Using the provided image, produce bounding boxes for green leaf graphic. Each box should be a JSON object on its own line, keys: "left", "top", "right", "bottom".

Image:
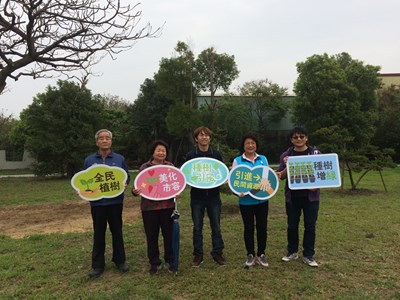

{"left": 146, "top": 177, "right": 159, "bottom": 184}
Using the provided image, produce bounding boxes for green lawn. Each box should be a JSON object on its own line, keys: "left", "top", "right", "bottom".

{"left": 0, "top": 168, "right": 399, "bottom": 299}
{"left": 0, "top": 168, "right": 33, "bottom": 176}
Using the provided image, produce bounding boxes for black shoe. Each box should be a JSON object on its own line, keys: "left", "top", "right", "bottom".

{"left": 116, "top": 263, "right": 130, "bottom": 273}
{"left": 213, "top": 253, "right": 226, "bottom": 266}
{"left": 88, "top": 268, "right": 104, "bottom": 278}
{"left": 191, "top": 255, "right": 203, "bottom": 267}
{"left": 149, "top": 264, "right": 162, "bottom": 275}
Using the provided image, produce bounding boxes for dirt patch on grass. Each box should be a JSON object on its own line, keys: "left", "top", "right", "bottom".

{"left": 0, "top": 198, "right": 141, "bottom": 239}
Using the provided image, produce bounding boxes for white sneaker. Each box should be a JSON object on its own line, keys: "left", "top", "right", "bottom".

{"left": 256, "top": 254, "right": 269, "bottom": 267}
{"left": 282, "top": 252, "right": 299, "bottom": 262}
{"left": 302, "top": 256, "right": 318, "bottom": 267}
{"left": 244, "top": 254, "right": 255, "bottom": 267}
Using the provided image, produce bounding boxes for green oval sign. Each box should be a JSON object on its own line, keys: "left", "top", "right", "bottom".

{"left": 71, "top": 165, "right": 128, "bottom": 201}
{"left": 180, "top": 157, "right": 229, "bottom": 189}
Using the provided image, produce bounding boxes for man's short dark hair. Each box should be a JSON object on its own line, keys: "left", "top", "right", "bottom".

{"left": 290, "top": 127, "right": 308, "bottom": 138}
{"left": 193, "top": 126, "right": 212, "bottom": 139}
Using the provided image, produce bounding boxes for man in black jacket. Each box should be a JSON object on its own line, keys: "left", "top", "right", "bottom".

{"left": 278, "top": 127, "right": 321, "bottom": 267}
{"left": 185, "top": 126, "right": 225, "bottom": 267}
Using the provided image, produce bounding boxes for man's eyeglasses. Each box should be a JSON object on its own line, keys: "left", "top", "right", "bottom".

{"left": 292, "top": 135, "right": 305, "bottom": 140}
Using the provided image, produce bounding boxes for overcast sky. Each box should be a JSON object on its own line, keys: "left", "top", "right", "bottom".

{"left": 1, "top": 0, "right": 400, "bottom": 117}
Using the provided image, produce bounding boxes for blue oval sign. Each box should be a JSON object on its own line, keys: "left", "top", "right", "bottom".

{"left": 228, "top": 165, "right": 279, "bottom": 200}
{"left": 180, "top": 157, "right": 229, "bottom": 189}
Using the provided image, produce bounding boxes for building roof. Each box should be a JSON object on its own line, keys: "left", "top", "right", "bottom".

{"left": 379, "top": 73, "right": 400, "bottom": 87}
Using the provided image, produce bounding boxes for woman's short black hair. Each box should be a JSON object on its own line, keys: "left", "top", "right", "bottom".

{"left": 240, "top": 132, "right": 259, "bottom": 152}
{"left": 150, "top": 139, "right": 169, "bottom": 157}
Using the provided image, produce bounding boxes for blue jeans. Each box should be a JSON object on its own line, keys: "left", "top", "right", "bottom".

{"left": 191, "top": 196, "right": 224, "bottom": 257}
{"left": 285, "top": 197, "right": 319, "bottom": 258}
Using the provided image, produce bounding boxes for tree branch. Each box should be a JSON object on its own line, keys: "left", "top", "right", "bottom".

{"left": 0, "top": 0, "right": 163, "bottom": 94}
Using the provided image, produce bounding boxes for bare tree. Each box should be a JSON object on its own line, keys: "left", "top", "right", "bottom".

{"left": 0, "top": 0, "right": 162, "bottom": 94}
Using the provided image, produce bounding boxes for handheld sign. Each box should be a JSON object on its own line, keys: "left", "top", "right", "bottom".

{"left": 134, "top": 165, "right": 186, "bottom": 201}
{"left": 287, "top": 153, "right": 341, "bottom": 190}
{"left": 71, "top": 165, "right": 128, "bottom": 201}
{"left": 228, "top": 165, "right": 279, "bottom": 200}
{"left": 180, "top": 157, "right": 229, "bottom": 189}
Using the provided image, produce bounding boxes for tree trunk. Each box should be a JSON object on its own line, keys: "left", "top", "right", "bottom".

{"left": 379, "top": 170, "right": 388, "bottom": 192}
{"left": 345, "top": 160, "right": 356, "bottom": 190}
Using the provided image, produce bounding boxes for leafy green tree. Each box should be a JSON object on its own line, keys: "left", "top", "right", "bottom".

{"left": 293, "top": 52, "right": 394, "bottom": 190}
{"left": 0, "top": 111, "right": 13, "bottom": 147}
{"left": 154, "top": 41, "right": 196, "bottom": 106}
{"left": 373, "top": 85, "right": 400, "bottom": 162}
{"left": 0, "top": 111, "right": 22, "bottom": 160}
{"left": 211, "top": 99, "right": 249, "bottom": 166}
{"left": 130, "top": 42, "right": 240, "bottom": 165}
{"left": 165, "top": 102, "right": 201, "bottom": 164}
{"left": 0, "top": 111, "right": 13, "bottom": 145}
{"left": 294, "top": 52, "right": 381, "bottom": 148}
{"left": 215, "top": 97, "right": 251, "bottom": 148}
{"left": 194, "top": 47, "right": 239, "bottom": 111}
{"left": 130, "top": 79, "right": 173, "bottom": 140}
{"left": 97, "top": 94, "right": 130, "bottom": 110}
{"left": 152, "top": 43, "right": 241, "bottom": 164}
{"left": 314, "top": 126, "right": 396, "bottom": 190}
{"left": 7, "top": 119, "right": 27, "bottom": 161}
{"left": 238, "top": 79, "right": 287, "bottom": 134}
{"left": 350, "top": 145, "right": 396, "bottom": 192}
{"left": 124, "top": 79, "right": 174, "bottom": 163}
{"left": 20, "top": 80, "right": 105, "bottom": 178}
{"left": 93, "top": 94, "right": 130, "bottom": 155}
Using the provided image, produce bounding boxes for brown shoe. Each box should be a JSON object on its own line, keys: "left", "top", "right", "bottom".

{"left": 191, "top": 255, "right": 203, "bottom": 267}
{"left": 213, "top": 253, "right": 226, "bottom": 266}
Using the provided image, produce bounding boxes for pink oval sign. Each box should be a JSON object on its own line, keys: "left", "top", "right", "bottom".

{"left": 134, "top": 165, "right": 186, "bottom": 201}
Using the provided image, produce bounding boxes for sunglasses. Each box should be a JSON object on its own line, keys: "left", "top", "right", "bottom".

{"left": 292, "top": 135, "right": 306, "bottom": 140}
